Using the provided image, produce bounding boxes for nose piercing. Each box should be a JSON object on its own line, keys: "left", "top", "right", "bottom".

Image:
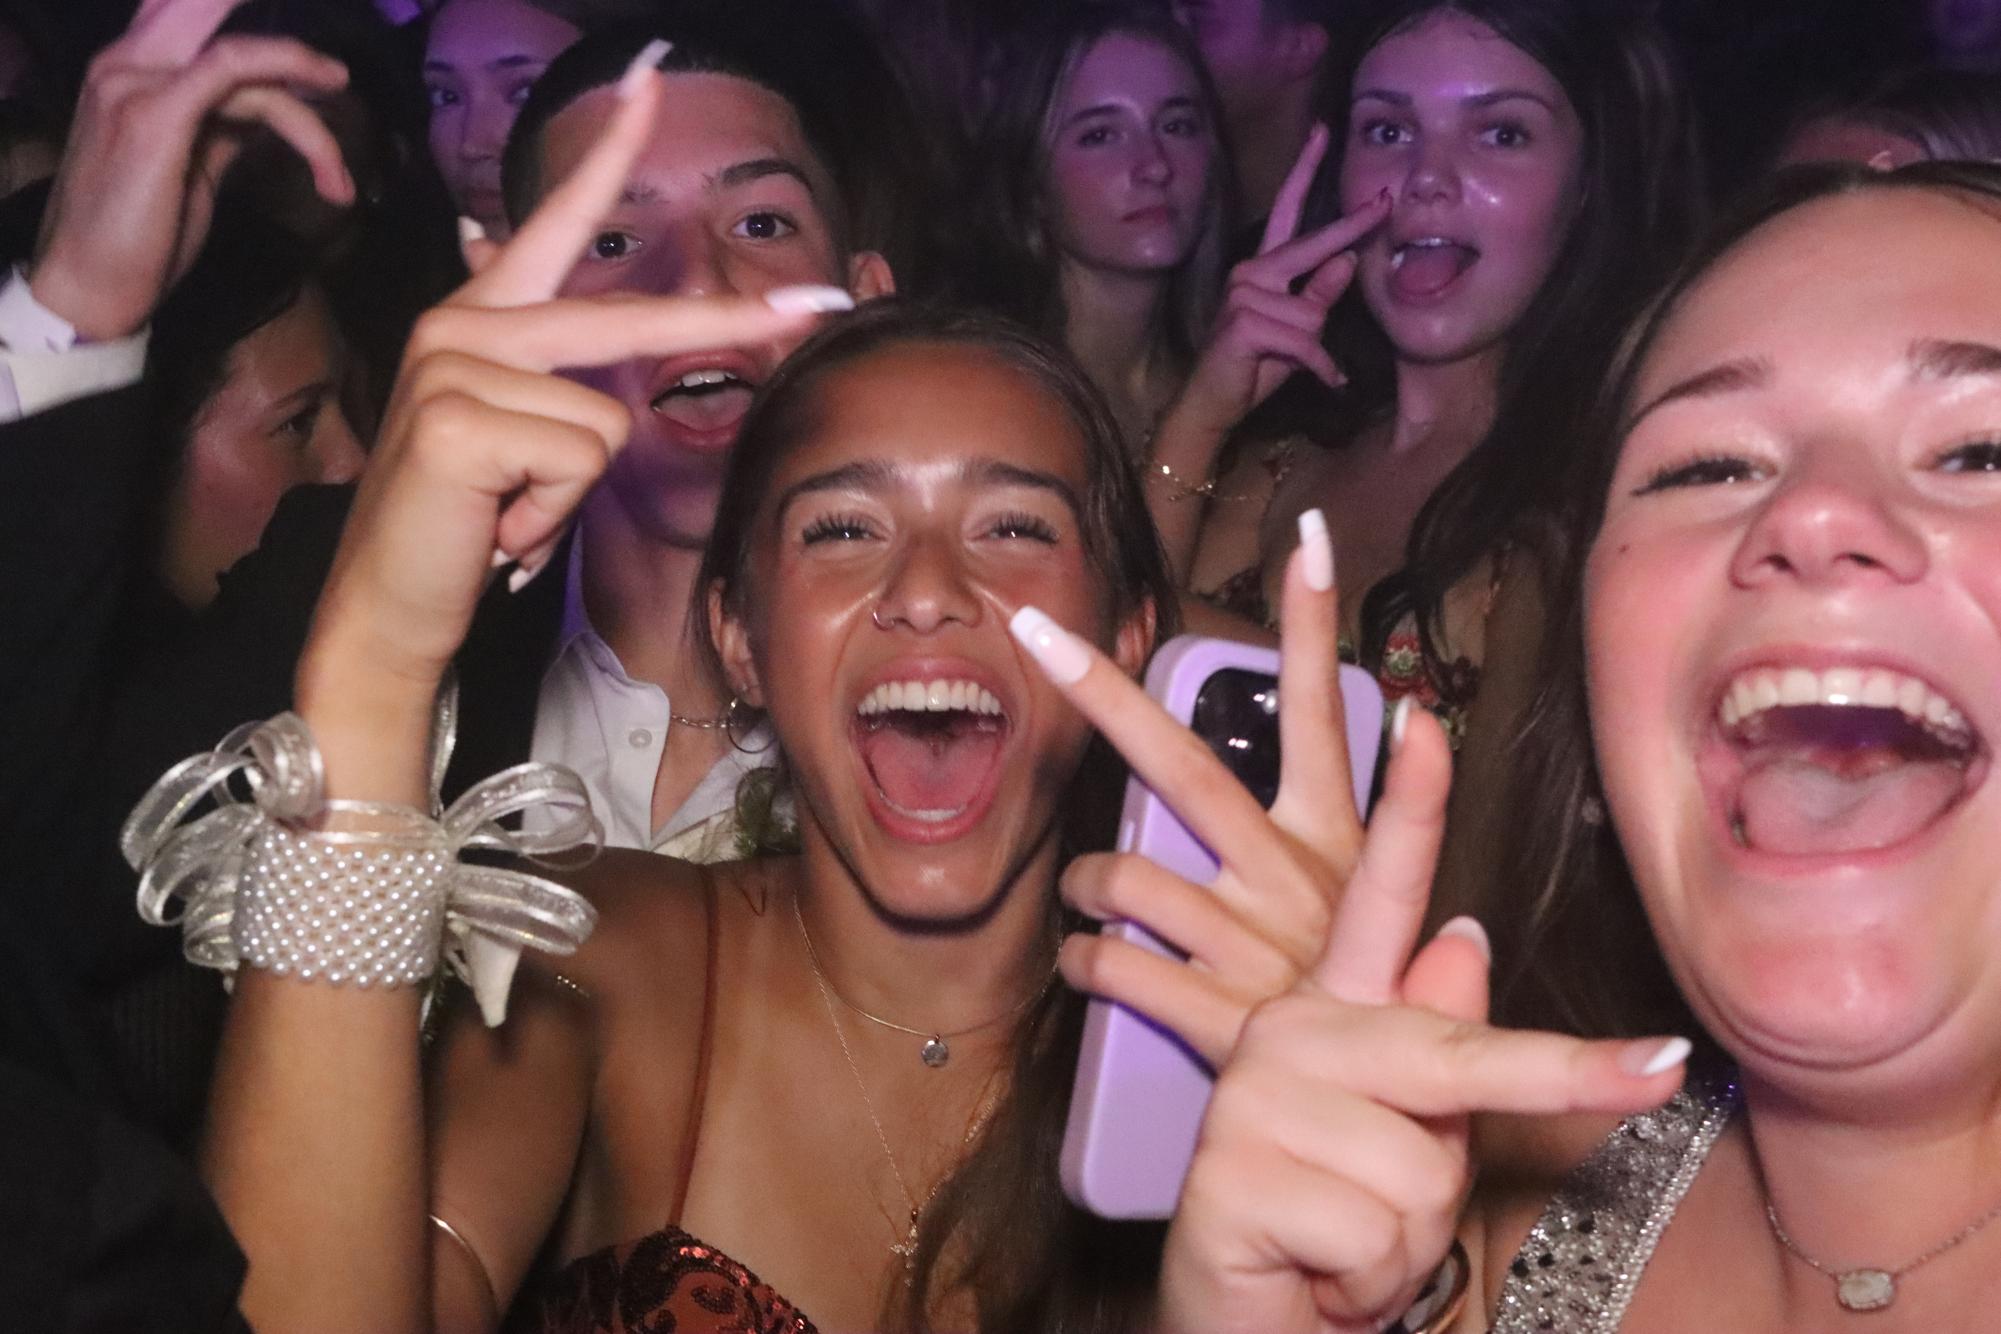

{"left": 871, "top": 605, "right": 892, "bottom": 630}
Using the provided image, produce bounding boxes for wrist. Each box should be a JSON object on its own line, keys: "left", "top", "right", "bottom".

{"left": 295, "top": 635, "right": 443, "bottom": 808}
{"left": 25, "top": 254, "right": 147, "bottom": 342}
{"left": 1151, "top": 397, "right": 1234, "bottom": 466}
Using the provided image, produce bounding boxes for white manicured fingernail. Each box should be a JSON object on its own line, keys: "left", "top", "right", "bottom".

{"left": 1622, "top": 1036, "right": 1693, "bottom": 1078}
{"left": 457, "top": 215, "right": 486, "bottom": 247}
{"left": 1010, "top": 606, "right": 1091, "bottom": 685}
{"left": 508, "top": 552, "right": 551, "bottom": 594}
{"left": 616, "top": 38, "right": 673, "bottom": 100}
{"left": 1297, "top": 507, "right": 1333, "bottom": 591}
{"left": 1390, "top": 696, "right": 1413, "bottom": 750}
{"left": 1436, "top": 916, "right": 1490, "bottom": 964}
{"left": 764, "top": 284, "right": 855, "bottom": 315}
{"left": 489, "top": 546, "right": 511, "bottom": 569}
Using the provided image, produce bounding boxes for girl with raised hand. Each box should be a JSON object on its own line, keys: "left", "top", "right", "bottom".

{"left": 158, "top": 39, "right": 1205, "bottom": 1332}
{"left": 1054, "top": 159, "right": 2001, "bottom": 1331}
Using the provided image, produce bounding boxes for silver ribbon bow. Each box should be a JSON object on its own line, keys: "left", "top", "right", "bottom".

{"left": 121, "top": 694, "right": 602, "bottom": 1026}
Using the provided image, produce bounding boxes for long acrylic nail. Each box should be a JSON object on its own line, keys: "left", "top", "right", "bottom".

{"left": 457, "top": 215, "right": 486, "bottom": 247}
{"left": 616, "top": 38, "right": 673, "bottom": 101}
{"left": 489, "top": 546, "right": 511, "bottom": 570}
{"left": 764, "top": 284, "right": 856, "bottom": 315}
{"left": 1297, "top": 507, "right": 1334, "bottom": 592}
{"left": 1390, "top": 696, "right": 1414, "bottom": 751}
{"left": 1620, "top": 1036, "right": 1693, "bottom": 1078}
{"left": 1010, "top": 606, "right": 1091, "bottom": 685}
{"left": 1435, "top": 916, "right": 1491, "bottom": 964}
{"left": 508, "top": 550, "right": 553, "bottom": 594}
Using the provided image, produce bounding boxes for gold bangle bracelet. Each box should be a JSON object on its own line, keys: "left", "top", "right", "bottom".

{"left": 1146, "top": 460, "right": 1251, "bottom": 504}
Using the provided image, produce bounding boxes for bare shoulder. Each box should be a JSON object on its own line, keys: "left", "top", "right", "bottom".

{"left": 522, "top": 848, "right": 718, "bottom": 1002}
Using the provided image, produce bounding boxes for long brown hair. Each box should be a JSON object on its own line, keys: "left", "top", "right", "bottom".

{"left": 693, "top": 303, "right": 1179, "bottom": 1331}
{"left": 1475, "top": 161, "right": 2001, "bottom": 1039}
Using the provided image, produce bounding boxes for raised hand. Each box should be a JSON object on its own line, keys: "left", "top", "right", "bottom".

{"left": 29, "top": 0, "right": 355, "bottom": 341}
{"left": 1019, "top": 509, "right": 1401, "bottom": 1060}
{"left": 1163, "top": 124, "right": 1388, "bottom": 444}
{"left": 296, "top": 49, "right": 848, "bottom": 801}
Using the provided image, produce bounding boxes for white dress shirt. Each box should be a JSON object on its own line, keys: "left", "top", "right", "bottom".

{"left": 528, "top": 539, "right": 784, "bottom": 859}
{"left": 0, "top": 267, "right": 149, "bottom": 420}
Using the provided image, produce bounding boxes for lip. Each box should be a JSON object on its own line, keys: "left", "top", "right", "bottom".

{"left": 1692, "top": 644, "right": 1990, "bottom": 874}
{"left": 644, "top": 349, "right": 764, "bottom": 454}
{"left": 849, "top": 654, "right": 1016, "bottom": 845}
{"left": 1122, "top": 204, "right": 1177, "bottom": 226}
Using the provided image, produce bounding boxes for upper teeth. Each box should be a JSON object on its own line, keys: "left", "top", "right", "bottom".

{"left": 1390, "top": 237, "right": 1454, "bottom": 269}
{"left": 857, "top": 679, "right": 1004, "bottom": 717}
{"left": 1718, "top": 666, "right": 1969, "bottom": 736}
{"left": 676, "top": 368, "right": 741, "bottom": 390}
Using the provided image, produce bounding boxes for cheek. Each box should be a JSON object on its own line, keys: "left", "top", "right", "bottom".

{"left": 176, "top": 425, "right": 293, "bottom": 545}
{"left": 1047, "top": 154, "right": 1118, "bottom": 234}
{"left": 1470, "top": 159, "right": 1580, "bottom": 276}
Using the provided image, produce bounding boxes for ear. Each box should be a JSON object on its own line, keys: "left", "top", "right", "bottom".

{"left": 1278, "top": 21, "right": 1330, "bottom": 83}
{"left": 1111, "top": 597, "right": 1158, "bottom": 680}
{"left": 708, "top": 580, "right": 766, "bottom": 708}
{"left": 847, "top": 250, "right": 896, "bottom": 301}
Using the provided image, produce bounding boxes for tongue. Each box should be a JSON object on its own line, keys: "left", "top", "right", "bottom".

{"left": 653, "top": 384, "right": 753, "bottom": 432}
{"left": 860, "top": 716, "right": 1002, "bottom": 818}
{"left": 1391, "top": 244, "right": 1476, "bottom": 300}
{"left": 1737, "top": 750, "right": 1967, "bottom": 856}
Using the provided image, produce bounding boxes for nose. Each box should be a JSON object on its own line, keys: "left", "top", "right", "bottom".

{"left": 1402, "top": 134, "right": 1460, "bottom": 206}
{"left": 1134, "top": 132, "right": 1173, "bottom": 187}
{"left": 872, "top": 531, "right": 981, "bottom": 634}
{"left": 315, "top": 401, "right": 367, "bottom": 486}
{"left": 460, "top": 89, "right": 512, "bottom": 165}
{"left": 643, "top": 220, "right": 736, "bottom": 298}
{"left": 1729, "top": 453, "right": 1928, "bottom": 590}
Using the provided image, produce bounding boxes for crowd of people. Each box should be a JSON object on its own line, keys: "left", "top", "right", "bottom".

{"left": 6, "top": 0, "right": 2001, "bottom": 1329}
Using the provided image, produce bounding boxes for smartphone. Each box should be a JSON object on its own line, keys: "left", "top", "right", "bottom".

{"left": 1060, "top": 634, "right": 1386, "bottom": 1219}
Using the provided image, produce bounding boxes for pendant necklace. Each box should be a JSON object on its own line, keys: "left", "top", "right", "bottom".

{"left": 1765, "top": 1191, "right": 2001, "bottom": 1312}
{"left": 798, "top": 904, "right": 999, "bottom": 1277}
{"left": 791, "top": 893, "right": 1052, "bottom": 1068}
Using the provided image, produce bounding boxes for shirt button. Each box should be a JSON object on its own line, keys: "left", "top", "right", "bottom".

{"left": 628, "top": 728, "right": 653, "bottom": 748}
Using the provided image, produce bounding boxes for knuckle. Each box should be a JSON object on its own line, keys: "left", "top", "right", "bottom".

{"left": 405, "top": 308, "right": 465, "bottom": 361}
{"left": 412, "top": 388, "right": 481, "bottom": 451}
{"left": 1095, "top": 856, "right": 1153, "bottom": 916}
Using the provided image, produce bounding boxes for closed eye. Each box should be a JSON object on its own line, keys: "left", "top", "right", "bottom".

{"left": 801, "top": 513, "right": 879, "bottom": 544}
{"left": 983, "top": 511, "right": 1060, "bottom": 543}
{"left": 1633, "top": 453, "right": 1768, "bottom": 495}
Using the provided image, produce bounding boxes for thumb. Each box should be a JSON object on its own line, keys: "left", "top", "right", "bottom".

{"left": 1399, "top": 917, "right": 1490, "bottom": 1024}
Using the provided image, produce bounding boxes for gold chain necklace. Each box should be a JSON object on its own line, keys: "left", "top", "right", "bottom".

{"left": 794, "top": 897, "right": 998, "bottom": 1279}
{"left": 1765, "top": 1191, "right": 2001, "bottom": 1312}
{"left": 790, "top": 893, "right": 1051, "bottom": 1068}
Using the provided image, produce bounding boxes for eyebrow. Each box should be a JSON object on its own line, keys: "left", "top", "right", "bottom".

{"left": 774, "top": 457, "right": 1084, "bottom": 518}
{"left": 1063, "top": 95, "right": 1201, "bottom": 128}
{"left": 422, "top": 55, "right": 547, "bottom": 73}
{"left": 1351, "top": 87, "right": 1559, "bottom": 113}
{"left": 1623, "top": 357, "right": 1772, "bottom": 432}
{"left": 1908, "top": 338, "right": 2001, "bottom": 380}
{"left": 621, "top": 156, "right": 818, "bottom": 207}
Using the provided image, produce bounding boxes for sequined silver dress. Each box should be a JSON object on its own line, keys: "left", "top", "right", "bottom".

{"left": 1490, "top": 1070, "right": 1739, "bottom": 1333}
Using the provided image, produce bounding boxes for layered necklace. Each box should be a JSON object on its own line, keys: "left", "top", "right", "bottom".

{"left": 791, "top": 894, "right": 1052, "bottom": 1068}
{"left": 793, "top": 896, "right": 1008, "bottom": 1276}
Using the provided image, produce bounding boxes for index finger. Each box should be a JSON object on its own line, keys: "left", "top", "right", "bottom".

{"left": 464, "top": 40, "right": 672, "bottom": 308}
{"left": 1259, "top": 121, "right": 1329, "bottom": 255}
{"left": 1268, "top": 509, "right": 1363, "bottom": 862}
{"left": 126, "top": 0, "right": 248, "bottom": 65}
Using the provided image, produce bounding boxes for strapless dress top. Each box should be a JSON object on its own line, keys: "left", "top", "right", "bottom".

{"left": 509, "top": 1224, "right": 815, "bottom": 1334}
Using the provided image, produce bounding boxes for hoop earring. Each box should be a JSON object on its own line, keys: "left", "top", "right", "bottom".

{"left": 871, "top": 605, "right": 892, "bottom": 631}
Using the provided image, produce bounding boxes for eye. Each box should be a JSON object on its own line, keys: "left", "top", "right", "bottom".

{"left": 984, "top": 511, "right": 1060, "bottom": 543}
{"left": 800, "top": 513, "right": 879, "bottom": 544}
{"left": 1357, "top": 118, "right": 1410, "bottom": 148}
{"left": 506, "top": 78, "right": 538, "bottom": 107}
{"left": 1632, "top": 452, "right": 1768, "bottom": 495}
{"left": 1076, "top": 125, "right": 1116, "bottom": 149}
{"left": 733, "top": 211, "right": 797, "bottom": 241}
{"left": 273, "top": 400, "right": 324, "bottom": 444}
{"left": 425, "top": 85, "right": 459, "bottom": 110}
{"left": 1161, "top": 113, "right": 1206, "bottom": 139}
{"left": 1481, "top": 120, "right": 1532, "bottom": 149}
{"left": 589, "top": 230, "right": 641, "bottom": 260}
{"left": 1934, "top": 438, "right": 2001, "bottom": 473}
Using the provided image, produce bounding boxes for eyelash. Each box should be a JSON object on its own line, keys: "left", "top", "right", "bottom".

{"left": 590, "top": 229, "right": 641, "bottom": 261}
{"left": 986, "top": 511, "right": 1059, "bottom": 542}
{"left": 734, "top": 210, "right": 798, "bottom": 241}
{"left": 800, "top": 513, "right": 877, "bottom": 544}
{"left": 1934, "top": 438, "right": 2001, "bottom": 473}
{"left": 1632, "top": 453, "right": 1765, "bottom": 495}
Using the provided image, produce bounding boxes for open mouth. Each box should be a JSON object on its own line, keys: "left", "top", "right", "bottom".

{"left": 1712, "top": 665, "right": 1983, "bottom": 858}
{"left": 1388, "top": 236, "right": 1480, "bottom": 301}
{"left": 649, "top": 364, "right": 756, "bottom": 437}
{"left": 853, "top": 677, "right": 1010, "bottom": 838}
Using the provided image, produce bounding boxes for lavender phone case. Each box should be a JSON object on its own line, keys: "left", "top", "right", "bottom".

{"left": 1060, "top": 635, "right": 1385, "bottom": 1219}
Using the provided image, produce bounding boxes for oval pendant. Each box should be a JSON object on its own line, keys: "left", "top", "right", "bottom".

{"left": 920, "top": 1036, "right": 950, "bottom": 1068}
{"left": 1836, "top": 1269, "right": 1895, "bottom": 1312}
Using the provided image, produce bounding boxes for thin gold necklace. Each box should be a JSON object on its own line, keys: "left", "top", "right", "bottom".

{"left": 794, "top": 897, "right": 999, "bottom": 1278}
{"left": 790, "top": 893, "right": 1052, "bottom": 1068}
{"left": 1765, "top": 1190, "right": 2001, "bottom": 1312}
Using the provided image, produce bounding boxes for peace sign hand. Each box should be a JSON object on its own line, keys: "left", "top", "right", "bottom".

{"left": 296, "top": 48, "right": 851, "bottom": 796}
{"left": 1015, "top": 509, "right": 1395, "bottom": 1057}
{"left": 1161, "top": 124, "right": 1388, "bottom": 447}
